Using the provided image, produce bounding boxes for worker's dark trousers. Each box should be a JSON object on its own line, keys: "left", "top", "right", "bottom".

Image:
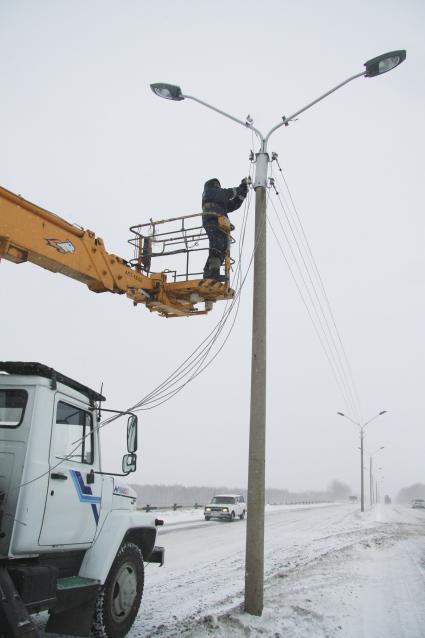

{"left": 203, "top": 223, "right": 228, "bottom": 275}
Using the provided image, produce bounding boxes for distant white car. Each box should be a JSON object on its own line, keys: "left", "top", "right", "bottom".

{"left": 411, "top": 498, "right": 425, "bottom": 509}
{"left": 204, "top": 494, "right": 246, "bottom": 522}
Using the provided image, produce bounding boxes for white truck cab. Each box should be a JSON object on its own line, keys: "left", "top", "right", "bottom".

{"left": 204, "top": 494, "right": 246, "bottom": 522}
{"left": 0, "top": 362, "right": 164, "bottom": 638}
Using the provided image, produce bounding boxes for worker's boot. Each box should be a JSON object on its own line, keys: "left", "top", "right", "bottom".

{"left": 207, "top": 257, "right": 227, "bottom": 283}
{"left": 203, "top": 255, "right": 214, "bottom": 279}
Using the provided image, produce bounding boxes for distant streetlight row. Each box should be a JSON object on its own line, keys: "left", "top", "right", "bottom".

{"left": 337, "top": 411, "right": 387, "bottom": 511}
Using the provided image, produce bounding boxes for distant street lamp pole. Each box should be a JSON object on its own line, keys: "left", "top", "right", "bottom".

{"left": 151, "top": 49, "right": 405, "bottom": 617}
{"left": 368, "top": 446, "right": 384, "bottom": 506}
{"left": 376, "top": 467, "right": 383, "bottom": 503}
{"left": 337, "top": 411, "right": 387, "bottom": 511}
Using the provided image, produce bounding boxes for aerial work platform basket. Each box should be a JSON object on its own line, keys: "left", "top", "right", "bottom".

{"left": 0, "top": 184, "right": 235, "bottom": 318}
{"left": 128, "top": 212, "right": 235, "bottom": 317}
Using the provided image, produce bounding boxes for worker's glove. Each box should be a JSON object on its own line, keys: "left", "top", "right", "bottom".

{"left": 239, "top": 177, "right": 249, "bottom": 197}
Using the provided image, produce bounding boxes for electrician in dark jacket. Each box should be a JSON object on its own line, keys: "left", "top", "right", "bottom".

{"left": 202, "top": 177, "right": 248, "bottom": 281}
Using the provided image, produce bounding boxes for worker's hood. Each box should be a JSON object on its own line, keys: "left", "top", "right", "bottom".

{"left": 204, "top": 178, "right": 221, "bottom": 189}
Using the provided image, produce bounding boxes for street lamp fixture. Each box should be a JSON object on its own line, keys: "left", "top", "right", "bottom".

{"left": 150, "top": 82, "right": 184, "bottom": 101}
{"left": 152, "top": 48, "right": 405, "bottom": 618}
{"left": 364, "top": 50, "right": 406, "bottom": 77}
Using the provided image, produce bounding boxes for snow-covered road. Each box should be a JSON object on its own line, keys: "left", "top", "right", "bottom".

{"left": 33, "top": 503, "right": 425, "bottom": 637}
{"left": 136, "top": 503, "right": 425, "bottom": 637}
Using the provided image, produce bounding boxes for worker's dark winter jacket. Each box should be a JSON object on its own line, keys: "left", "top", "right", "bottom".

{"left": 202, "top": 179, "right": 246, "bottom": 227}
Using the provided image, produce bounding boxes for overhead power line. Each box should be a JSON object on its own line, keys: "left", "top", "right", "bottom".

{"left": 268, "top": 158, "right": 363, "bottom": 421}
{"left": 267, "top": 200, "right": 355, "bottom": 414}
{"left": 273, "top": 157, "right": 363, "bottom": 421}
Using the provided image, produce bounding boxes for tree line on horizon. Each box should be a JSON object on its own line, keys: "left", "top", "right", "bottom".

{"left": 130, "top": 479, "right": 352, "bottom": 507}
{"left": 396, "top": 483, "right": 425, "bottom": 503}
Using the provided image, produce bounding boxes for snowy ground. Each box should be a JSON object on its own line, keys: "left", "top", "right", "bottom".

{"left": 34, "top": 503, "right": 425, "bottom": 637}
{"left": 139, "top": 503, "right": 425, "bottom": 637}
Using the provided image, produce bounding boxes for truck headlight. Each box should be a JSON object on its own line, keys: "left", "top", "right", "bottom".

{"left": 205, "top": 507, "right": 211, "bottom": 511}
{"left": 222, "top": 508, "right": 229, "bottom": 512}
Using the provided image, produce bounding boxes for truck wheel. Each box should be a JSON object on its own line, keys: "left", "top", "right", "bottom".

{"left": 229, "top": 511, "right": 235, "bottom": 522}
{"left": 92, "top": 542, "right": 144, "bottom": 638}
{"left": 239, "top": 510, "right": 245, "bottom": 520}
{"left": 205, "top": 516, "right": 211, "bottom": 521}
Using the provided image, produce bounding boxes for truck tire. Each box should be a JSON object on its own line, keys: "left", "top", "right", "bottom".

{"left": 92, "top": 542, "right": 144, "bottom": 638}
{"left": 229, "top": 511, "right": 235, "bottom": 522}
{"left": 204, "top": 516, "right": 211, "bottom": 521}
{"left": 239, "top": 510, "right": 245, "bottom": 520}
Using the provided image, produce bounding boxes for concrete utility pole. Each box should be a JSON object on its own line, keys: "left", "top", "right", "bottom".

{"left": 376, "top": 467, "right": 383, "bottom": 504}
{"left": 151, "top": 49, "right": 405, "bottom": 617}
{"left": 360, "top": 429, "right": 364, "bottom": 512}
{"left": 245, "top": 163, "right": 268, "bottom": 614}
{"left": 369, "top": 455, "right": 373, "bottom": 505}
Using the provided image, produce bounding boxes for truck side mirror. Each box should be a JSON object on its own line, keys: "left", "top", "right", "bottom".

{"left": 122, "top": 452, "right": 137, "bottom": 474}
{"left": 127, "top": 415, "right": 138, "bottom": 453}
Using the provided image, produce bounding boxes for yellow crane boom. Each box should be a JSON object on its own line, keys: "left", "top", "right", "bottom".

{"left": 0, "top": 185, "right": 233, "bottom": 317}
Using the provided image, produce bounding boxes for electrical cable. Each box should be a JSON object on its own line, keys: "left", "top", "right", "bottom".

{"left": 86, "top": 167, "right": 256, "bottom": 428}
{"left": 269, "top": 187, "right": 358, "bottom": 417}
{"left": 266, "top": 197, "right": 354, "bottom": 411}
{"left": 274, "top": 158, "right": 363, "bottom": 421}
{"left": 126, "top": 184, "right": 256, "bottom": 411}
{"left": 129, "top": 175, "right": 253, "bottom": 408}
{"left": 269, "top": 160, "right": 362, "bottom": 420}
{"left": 269, "top": 164, "right": 355, "bottom": 413}
{"left": 135, "top": 183, "right": 263, "bottom": 411}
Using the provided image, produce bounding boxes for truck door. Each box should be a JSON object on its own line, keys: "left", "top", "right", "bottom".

{"left": 39, "top": 396, "right": 102, "bottom": 546}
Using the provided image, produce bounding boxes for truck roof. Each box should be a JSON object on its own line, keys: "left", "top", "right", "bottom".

{"left": 0, "top": 361, "right": 105, "bottom": 403}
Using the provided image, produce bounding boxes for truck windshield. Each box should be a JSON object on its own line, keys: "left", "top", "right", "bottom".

{"left": 211, "top": 496, "right": 235, "bottom": 504}
{"left": 0, "top": 389, "right": 27, "bottom": 428}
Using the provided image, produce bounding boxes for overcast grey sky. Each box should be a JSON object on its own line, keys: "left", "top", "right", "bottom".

{"left": 0, "top": 0, "right": 423, "bottom": 498}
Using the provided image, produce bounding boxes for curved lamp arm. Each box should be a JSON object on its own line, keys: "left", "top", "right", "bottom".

{"left": 183, "top": 94, "right": 264, "bottom": 145}
{"left": 265, "top": 72, "right": 364, "bottom": 143}
{"left": 150, "top": 51, "right": 405, "bottom": 154}
{"left": 364, "top": 410, "right": 387, "bottom": 428}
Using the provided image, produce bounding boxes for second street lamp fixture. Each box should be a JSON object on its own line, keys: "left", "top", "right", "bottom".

{"left": 152, "top": 48, "right": 405, "bottom": 618}
{"left": 364, "top": 50, "right": 406, "bottom": 77}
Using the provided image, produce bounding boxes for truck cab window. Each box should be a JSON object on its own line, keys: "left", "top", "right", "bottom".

{"left": 55, "top": 401, "right": 93, "bottom": 464}
{"left": 0, "top": 389, "right": 27, "bottom": 428}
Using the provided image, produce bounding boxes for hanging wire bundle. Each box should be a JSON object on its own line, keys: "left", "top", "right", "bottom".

{"left": 98, "top": 163, "right": 257, "bottom": 428}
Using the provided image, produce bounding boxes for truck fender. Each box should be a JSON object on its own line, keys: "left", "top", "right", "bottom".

{"left": 79, "top": 510, "right": 156, "bottom": 583}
